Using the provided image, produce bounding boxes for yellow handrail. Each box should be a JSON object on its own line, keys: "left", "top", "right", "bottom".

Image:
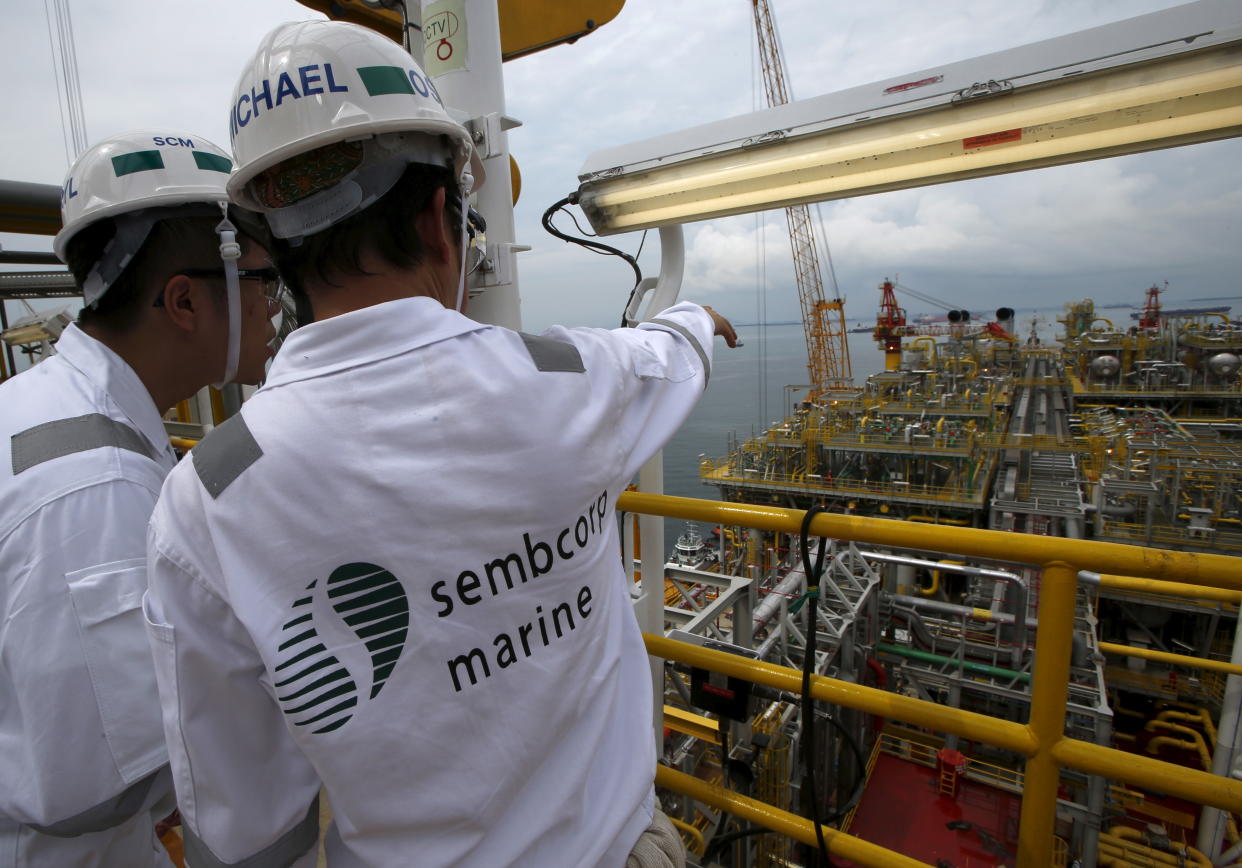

{"left": 644, "top": 633, "right": 1035, "bottom": 756}
{"left": 624, "top": 492, "right": 1242, "bottom": 868}
{"left": 1099, "top": 641, "right": 1242, "bottom": 677}
{"left": 1098, "top": 573, "right": 1242, "bottom": 604}
{"left": 619, "top": 493, "right": 1242, "bottom": 590}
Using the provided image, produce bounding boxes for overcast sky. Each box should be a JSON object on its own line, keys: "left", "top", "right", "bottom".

{"left": 2, "top": 0, "right": 1239, "bottom": 335}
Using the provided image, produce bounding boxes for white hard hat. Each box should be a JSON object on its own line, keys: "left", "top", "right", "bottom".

{"left": 227, "top": 20, "right": 484, "bottom": 230}
{"left": 52, "top": 131, "right": 234, "bottom": 307}
{"left": 53, "top": 131, "right": 232, "bottom": 264}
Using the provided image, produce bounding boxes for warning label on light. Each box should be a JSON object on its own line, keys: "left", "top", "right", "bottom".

{"left": 883, "top": 75, "right": 943, "bottom": 95}
{"left": 424, "top": 0, "right": 467, "bottom": 76}
{"left": 963, "top": 129, "right": 1022, "bottom": 149}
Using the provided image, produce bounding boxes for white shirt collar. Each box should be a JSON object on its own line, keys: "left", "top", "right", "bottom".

{"left": 262, "top": 296, "right": 490, "bottom": 389}
{"left": 53, "top": 323, "right": 173, "bottom": 461}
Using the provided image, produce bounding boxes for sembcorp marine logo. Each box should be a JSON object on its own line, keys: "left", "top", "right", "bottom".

{"left": 273, "top": 562, "right": 409, "bottom": 734}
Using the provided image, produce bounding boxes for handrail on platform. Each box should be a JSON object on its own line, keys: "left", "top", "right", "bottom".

{"left": 623, "top": 492, "right": 1242, "bottom": 868}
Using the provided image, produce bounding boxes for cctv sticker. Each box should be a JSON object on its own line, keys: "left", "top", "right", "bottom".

{"left": 424, "top": 0, "right": 468, "bottom": 76}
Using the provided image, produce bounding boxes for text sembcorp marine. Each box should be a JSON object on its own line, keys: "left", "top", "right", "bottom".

{"left": 141, "top": 18, "right": 733, "bottom": 868}
{"left": 0, "top": 132, "right": 276, "bottom": 868}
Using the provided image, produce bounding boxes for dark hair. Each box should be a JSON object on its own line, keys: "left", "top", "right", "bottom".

{"left": 67, "top": 215, "right": 229, "bottom": 334}
{"left": 268, "top": 161, "right": 457, "bottom": 295}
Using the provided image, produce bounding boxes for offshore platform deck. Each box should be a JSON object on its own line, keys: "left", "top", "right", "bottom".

{"left": 647, "top": 288, "right": 1242, "bottom": 868}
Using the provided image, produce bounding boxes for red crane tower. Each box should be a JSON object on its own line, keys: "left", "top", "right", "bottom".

{"left": 873, "top": 278, "right": 907, "bottom": 371}
{"left": 1138, "top": 283, "right": 1164, "bottom": 329}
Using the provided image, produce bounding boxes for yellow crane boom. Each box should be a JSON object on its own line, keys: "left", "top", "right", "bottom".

{"left": 750, "top": 0, "right": 852, "bottom": 396}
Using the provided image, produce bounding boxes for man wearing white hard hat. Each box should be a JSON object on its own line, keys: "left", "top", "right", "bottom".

{"left": 144, "top": 20, "right": 736, "bottom": 868}
{"left": 0, "top": 131, "right": 279, "bottom": 867}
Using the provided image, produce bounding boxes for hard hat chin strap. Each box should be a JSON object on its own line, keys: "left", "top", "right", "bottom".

{"left": 213, "top": 203, "right": 243, "bottom": 388}
{"left": 455, "top": 169, "right": 473, "bottom": 313}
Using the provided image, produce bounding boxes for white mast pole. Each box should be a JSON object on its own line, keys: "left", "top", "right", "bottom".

{"left": 419, "top": 0, "right": 522, "bottom": 331}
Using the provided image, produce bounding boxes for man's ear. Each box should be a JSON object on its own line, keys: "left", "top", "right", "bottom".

{"left": 414, "top": 187, "right": 453, "bottom": 266}
{"left": 157, "top": 274, "right": 205, "bottom": 333}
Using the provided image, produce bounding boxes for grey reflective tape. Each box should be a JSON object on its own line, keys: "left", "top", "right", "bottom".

{"left": 11, "top": 413, "right": 155, "bottom": 475}
{"left": 519, "top": 333, "right": 585, "bottom": 373}
{"left": 193, "top": 413, "right": 263, "bottom": 499}
{"left": 183, "top": 795, "right": 318, "bottom": 868}
{"left": 28, "top": 767, "right": 167, "bottom": 837}
{"left": 647, "top": 318, "right": 710, "bottom": 388}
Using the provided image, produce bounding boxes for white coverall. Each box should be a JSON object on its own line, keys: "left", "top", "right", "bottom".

{"left": 144, "top": 297, "right": 716, "bottom": 868}
{"left": 0, "top": 324, "right": 176, "bottom": 868}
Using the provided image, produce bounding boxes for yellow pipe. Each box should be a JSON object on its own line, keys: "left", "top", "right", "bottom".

{"left": 655, "top": 765, "right": 930, "bottom": 868}
{"left": 923, "top": 559, "right": 963, "bottom": 596}
{"left": 953, "top": 358, "right": 978, "bottom": 379}
{"left": 169, "top": 436, "right": 198, "bottom": 452}
{"left": 1098, "top": 841, "right": 1177, "bottom": 867}
{"left": 1092, "top": 317, "right": 1115, "bottom": 329}
{"left": 666, "top": 816, "right": 705, "bottom": 857}
{"left": 910, "top": 337, "right": 937, "bottom": 367}
{"left": 1099, "top": 835, "right": 1210, "bottom": 868}
{"left": 1052, "top": 738, "right": 1242, "bottom": 814}
{"left": 900, "top": 514, "right": 974, "bottom": 526}
{"left": 1099, "top": 641, "right": 1242, "bottom": 677}
{"left": 617, "top": 492, "right": 1242, "bottom": 590}
{"left": 1098, "top": 573, "right": 1242, "bottom": 605}
{"left": 1155, "top": 706, "right": 1217, "bottom": 744}
{"left": 643, "top": 633, "right": 1035, "bottom": 756}
{"left": 1143, "top": 725, "right": 1240, "bottom": 843}
{"left": 1146, "top": 734, "right": 1207, "bottom": 765}
{"left": 1107, "top": 827, "right": 1212, "bottom": 868}
{"left": 1018, "top": 562, "right": 1077, "bottom": 868}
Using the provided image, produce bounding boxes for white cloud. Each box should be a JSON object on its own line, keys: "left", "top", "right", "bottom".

{"left": 3, "top": 0, "right": 1239, "bottom": 329}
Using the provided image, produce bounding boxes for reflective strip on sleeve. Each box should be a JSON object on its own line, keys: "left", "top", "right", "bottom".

{"left": 192, "top": 413, "right": 263, "bottom": 500}
{"left": 11, "top": 413, "right": 155, "bottom": 475}
{"left": 519, "top": 333, "right": 585, "bottom": 373}
{"left": 646, "top": 318, "right": 710, "bottom": 387}
{"left": 182, "top": 795, "right": 319, "bottom": 868}
{"left": 27, "top": 767, "right": 167, "bottom": 837}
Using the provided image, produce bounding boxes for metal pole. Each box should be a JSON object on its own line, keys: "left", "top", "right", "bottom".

{"left": 1198, "top": 614, "right": 1242, "bottom": 859}
{"left": 1018, "top": 561, "right": 1077, "bottom": 868}
{"left": 1080, "top": 713, "right": 1111, "bottom": 868}
{"left": 638, "top": 456, "right": 666, "bottom": 744}
{"left": 421, "top": 0, "right": 521, "bottom": 331}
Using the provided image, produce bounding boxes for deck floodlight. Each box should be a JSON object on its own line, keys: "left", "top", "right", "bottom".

{"left": 576, "top": 0, "right": 1242, "bottom": 235}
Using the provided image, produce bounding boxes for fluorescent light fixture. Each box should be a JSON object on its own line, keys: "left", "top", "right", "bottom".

{"left": 576, "top": 0, "right": 1242, "bottom": 235}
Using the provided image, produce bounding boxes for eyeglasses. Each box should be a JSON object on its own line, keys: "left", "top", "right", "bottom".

{"left": 155, "top": 267, "right": 284, "bottom": 308}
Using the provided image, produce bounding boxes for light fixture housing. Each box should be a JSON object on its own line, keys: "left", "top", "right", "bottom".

{"left": 576, "top": 0, "right": 1242, "bottom": 235}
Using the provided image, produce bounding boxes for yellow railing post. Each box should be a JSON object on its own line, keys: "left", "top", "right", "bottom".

{"left": 1018, "top": 561, "right": 1077, "bottom": 868}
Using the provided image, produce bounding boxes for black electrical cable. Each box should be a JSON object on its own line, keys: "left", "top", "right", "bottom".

{"left": 565, "top": 207, "right": 597, "bottom": 239}
{"left": 799, "top": 505, "right": 831, "bottom": 867}
{"left": 702, "top": 825, "right": 774, "bottom": 862}
{"left": 820, "top": 712, "right": 867, "bottom": 824}
{"left": 541, "top": 194, "right": 644, "bottom": 326}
